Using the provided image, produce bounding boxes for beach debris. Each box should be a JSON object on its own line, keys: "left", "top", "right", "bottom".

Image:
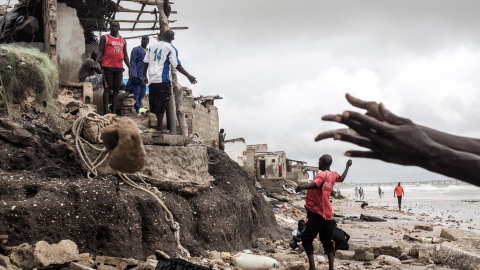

{"left": 354, "top": 247, "right": 375, "bottom": 261}
{"left": 440, "top": 228, "right": 457, "bottom": 241}
{"left": 95, "top": 256, "right": 142, "bottom": 270}
{"left": 155, "top": 258, "right": 212, "bottom": 270}
{"left": 231, "top": 253, "right": 280, "bottom": 269}
{"left": 414, "top": 225, "right": 433, "bottom": 231}
{"left": 359, "top": 214, "right": 386, "bottom": 222}
{"left": 336, "top": 250, "right": 355, "bottom": 260}
{"left": 377, "top": 255, "right": 401, "bottom": 265}
{"left": 9, "top": 240, "right": 80, "bottom": 270}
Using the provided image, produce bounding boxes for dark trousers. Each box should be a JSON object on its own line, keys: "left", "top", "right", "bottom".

{"left": 301, "top": 211, "right": 334, "bottom": 254}
{"left": 397, "top": 196, "right": 402, "bottom": 209}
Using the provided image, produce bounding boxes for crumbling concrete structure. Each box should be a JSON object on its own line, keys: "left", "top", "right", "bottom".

{"left": 285, "top": 159, "right": 308, "bottom": 184}
{"left": 224, "top": 138, "right": 247, "bottom": 167}
{"left": 183, "top": 89, "right": 222, "bottom": 147}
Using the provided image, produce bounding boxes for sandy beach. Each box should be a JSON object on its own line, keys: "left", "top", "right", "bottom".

{"left": 175, "top": 184, "right": 480, "bottom": 270}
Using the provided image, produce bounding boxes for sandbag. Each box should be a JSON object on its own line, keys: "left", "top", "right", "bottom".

{"left": 100, "top": 117, "right": 146, "bottom": 173}
{"left": 231, "top": 253, "right": 280, "bottom": 270}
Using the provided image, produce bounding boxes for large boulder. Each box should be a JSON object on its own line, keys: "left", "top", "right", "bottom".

{"left": 33, "top": 240, "right": 79, "bottom": 268}
{"left": 9, "top": 240, "right": 79, "bottom": 270}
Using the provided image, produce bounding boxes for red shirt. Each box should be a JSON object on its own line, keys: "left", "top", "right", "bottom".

{"left": 305, "top": 170, "right": 341, "bottom": 220}
{"left": 101, "top": 34, "right": 125, "bottom": 68}
{"left": 395, "top": 186, "right": 403, "bottom": 196}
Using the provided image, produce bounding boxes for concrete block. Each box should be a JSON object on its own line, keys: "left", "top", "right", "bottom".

{"left": 141, "top": 133, "right": 188, "bottom": 146}
{"left": 354, "top": 247, "right": 374, "bottom": 261}
{"left": 95, "top": 256, "right": 142, "bottom": 270}
{"left": 82, "top": 82, "right": 93, "bottom": 104}
{"left": 414, "top": 225, "right": 433, "bottom": 231}
{"left": 440, "top": 228, "right": 457, "bottom": 241}
{"left": 122, "top": 98, "right": 135, "bottom": 106}
{"left": 121, "top": 106, "right": 136, "bottom": 116}
{"left": 336, "top": 250, "right": 355, "bottom": 260}
{"left": 68, "top": 262, "right": 95, "bottom": 270}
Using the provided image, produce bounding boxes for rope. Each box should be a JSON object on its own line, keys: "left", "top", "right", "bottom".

{"left": 63, "top": 113, "right": 190, "bottom": 256}
{"left": 62, "top": 112, "right": 110, "bottom": 179}
{"left": 117, "top": 172, "right": 190, "bottom": 257}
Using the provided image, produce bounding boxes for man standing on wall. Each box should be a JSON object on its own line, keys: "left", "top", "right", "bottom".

{"left": 394, "top": 182, "right": 404, "bottom": 211}
{"left": 127, "top": 36, "right": 149, "bottom": 114}
{"left": 143, "top": 30, "right": 197, "bottom": 133}
{"left": 295, "top": 155, "right": 352, "bottom": 270}
{"left": 95, "top": 21, "right": 132, "bottom": 115}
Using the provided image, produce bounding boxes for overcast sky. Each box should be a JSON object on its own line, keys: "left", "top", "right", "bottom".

{"left": 8, "top": 0, "right": 480, "bottom": 182}
{"left": 121, "top": 1, "right": 480, "bottom": 182}
{"left": 139, "top": 0, "right": 480, "bottom": 183}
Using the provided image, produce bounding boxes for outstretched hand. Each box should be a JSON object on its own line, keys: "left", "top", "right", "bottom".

{"left": 316, "top": 94, "right": 480, "bottom": 156}
{"left": 316, "top": 98, "right": 437, "bottom": 167}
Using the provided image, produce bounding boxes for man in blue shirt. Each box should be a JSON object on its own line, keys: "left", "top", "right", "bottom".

{"left": 127, "top": 36, "right": 149, "bottom": 114}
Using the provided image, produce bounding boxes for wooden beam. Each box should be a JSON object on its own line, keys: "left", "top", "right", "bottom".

{"left": 152, "top": 8, "right": 158, "bottom": 30}
{"left": 120, "top": 0, "right": 174, "bottom": 5}
{"left": 83, "top": 26, "right": 187, "bottom": 32}
{"left": 79, "top": 18, "right": 176, "bottom": 23}
{"left": 132, "top": 4, "right": 146, "bottom": 30}
{"left": 122, "top": 33, "right": 159, "bottom": 40}
{"left": 74, "top": 6, "right": 177, "bottom": 14}
{"left": 111, "top": 0, "right": 122, "bottom": 20}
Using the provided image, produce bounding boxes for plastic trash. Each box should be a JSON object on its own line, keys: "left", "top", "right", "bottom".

{"left": 243, "top": 249, "right": 252, "bottom": 254}
{"left": 231, "top": 253, "right": 280, "bottom": 270}
{"left": 421, "top": 236, "right": 433, "bottom": 244}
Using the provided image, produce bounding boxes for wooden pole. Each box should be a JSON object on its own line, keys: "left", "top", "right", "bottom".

{"left": 131, "top": 4, "right": 146, "bottom": 31}
{"left": 156, "top": 0, "right": 177, "bottom": 134}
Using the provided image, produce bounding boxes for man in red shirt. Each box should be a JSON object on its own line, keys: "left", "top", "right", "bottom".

{"left": 95, "top": 21, "right": 132, "bottom": 115}
{"left": 296, "top": 155, "right": 352, "bottom": 270}
{"left": 394, "top": 182, "right": 404, "bottom": 211}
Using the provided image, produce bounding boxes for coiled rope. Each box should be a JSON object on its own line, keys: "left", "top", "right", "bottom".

{"left": 63, "top": 112, "right": 189, "bottom": 256}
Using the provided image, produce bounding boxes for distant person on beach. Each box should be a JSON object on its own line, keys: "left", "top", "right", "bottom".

{"left": 95, "top": 21, "right": 132, "bottom": 115}
{"left": 332, "top": 220, "right": 350, "bottom": 251}
{"left": 378, "top": 186, "right": 382, "bottom": 198}
{"left": 394, "top": 182, "right": 404, "bottom": 211}
{"left": 359, "top": 187, "right": 364, "bottom": 199}
{"left": 219, "top": 129, "right": 226, "bottom": 151}
{"left": 315, "top": 93, "right": 480, "bottom": 186}
{"left": 295, "top": 155, "right": 352, "bottom": 270}
{"left": 143, "top": 30, "right": 197, "bottom": 133}
{"left": 289, "top": 219, "right": 306, "bottom": 250}
{"left": 354, "top": 186, "right": 358, "bottom": 198}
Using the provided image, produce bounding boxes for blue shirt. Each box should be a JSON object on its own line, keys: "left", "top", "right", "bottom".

{"left": 130, "top": 46, "right": 147, "bottom": 78}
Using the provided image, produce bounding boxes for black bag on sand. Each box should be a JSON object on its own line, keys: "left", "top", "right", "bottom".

{"left": 155, "top": 258, "right": 213, "bottom": 270}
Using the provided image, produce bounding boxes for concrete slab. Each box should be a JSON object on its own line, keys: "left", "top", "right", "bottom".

{"left": 141, "top": 133, "right": 188, "bottom": 146}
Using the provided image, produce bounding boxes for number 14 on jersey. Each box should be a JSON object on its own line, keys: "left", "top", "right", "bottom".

{"left": 153, "top": 48, "right": 162, "bottom": 61}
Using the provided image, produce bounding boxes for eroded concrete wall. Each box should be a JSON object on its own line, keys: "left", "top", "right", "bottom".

{"left": 224, "top": 138, "right": 247, "bottom": 167}
{"left": 57, "top": 3, "right": 85, "bottom": 82}
{"left": 184, "top": 96, "right": 219, "bottom": 143}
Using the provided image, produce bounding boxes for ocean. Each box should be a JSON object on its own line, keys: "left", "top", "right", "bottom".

{"left": 335, "top": 182, "right": 480, "bottom": 232}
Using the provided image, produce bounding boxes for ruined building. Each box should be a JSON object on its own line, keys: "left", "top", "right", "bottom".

{"left": 225, "top": 140, "right": 318, "bottom": 191}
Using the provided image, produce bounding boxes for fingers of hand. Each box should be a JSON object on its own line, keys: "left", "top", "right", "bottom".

{"left": 334, "top": 133, "right": 373, "bottom": 149}
{"left": 314, "top": 128, "right": 357, "bottom": 142}
{"left": 343, "top": 111, "right": 390, "bottom": 133}
{"left": 346, "top": 93, "right": 378, "bottom": 110}
{"left": 344, "top": 150, "right": 379, "bottom": 159}
{"left": 378, "top": 103, "right": 413, "bottom": 125}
